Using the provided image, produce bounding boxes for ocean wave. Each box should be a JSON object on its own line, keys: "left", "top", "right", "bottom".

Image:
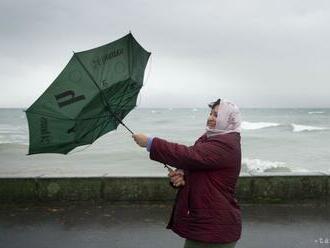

{"left": 0, "top": 133, "right": 28, "bottom": 144}
{"left": 0, "top": 130, "right": 26, "bottom": 134}
{"left": 0, "top": 143, "right": 28, "bottom": 150}
{"left": 241, "top": 121, "right": 280, "bottom": 130}
{"left": 0, "top": 124, "right": 23, "bottom": 132}
{"left": 291, "top": 123, "right": 328, "bottom": 132}
{"left": 308, "top": 111, "right": 325, "bottom": 114}
{"left": 242, "top": 158, "right": 292, "bottom": 173}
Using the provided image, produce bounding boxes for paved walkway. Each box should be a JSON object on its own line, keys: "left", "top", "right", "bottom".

{"left": 0, "top": 203, "right": 329, "bottom": 248}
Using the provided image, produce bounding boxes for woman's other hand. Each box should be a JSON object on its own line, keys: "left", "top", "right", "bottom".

{"left": 132, "top": 133, "right": 148, "bottom": 147}
{"left": 168, "top": 169, "right": 185, "bottom": 187}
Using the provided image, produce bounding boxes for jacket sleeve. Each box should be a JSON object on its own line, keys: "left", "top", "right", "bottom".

{"left": 149, "top": 137, "right": 233, "bottom": 171}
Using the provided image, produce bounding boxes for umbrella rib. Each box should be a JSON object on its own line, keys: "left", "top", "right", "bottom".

{"left": 78, "top": 121, "right": 103, "bottom": 143}
{"left": 26, "top": 110, "right": 116, "bottom": 121}
{"left": 75, "top": 117, "right": 106, "bottom": 143}
{"left": 100, "top": 78, "right": 135, "bottom": 110}
{"left": 106, "top": 80, "right": 131, "bottom": 110}
{"left": 101, "top": 80, "right": 132, "bottom": 122}
{"left": 93, "top": 116, "right": 115, "bottom": 143}
{"left": 76, "top": 115, "right": 115, "bottom": 143}
{"left": 77, "top": 115, "right": 111, "bottom": 121}
{"left": 25, "top": 110, "right": 74, "bottom": 120}
{"left": 73, "top": 53, "right": 134, "bottom": 134}
{"left": 73, "top": 53, "right": 108, "bottom": 104}
{"left": 26, "top": 94, "right": 137, "bottom": 122}
{"left": 116, "top": 88, "right": 141, "bottom": 113}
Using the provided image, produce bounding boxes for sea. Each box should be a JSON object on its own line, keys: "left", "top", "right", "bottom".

{"left": 0, "top": 108, "right": 330, "bottom": 177}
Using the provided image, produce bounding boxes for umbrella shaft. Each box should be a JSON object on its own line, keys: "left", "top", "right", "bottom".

{"left": 120, "top": 122, "right": 134, "bottom": 135}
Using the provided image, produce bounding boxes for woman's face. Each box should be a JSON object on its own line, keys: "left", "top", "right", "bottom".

{"left": 207, "top": 104, "right": 219, "bottom": 129}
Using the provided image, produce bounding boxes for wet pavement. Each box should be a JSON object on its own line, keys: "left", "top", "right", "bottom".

{"left": 0, "top": 202, "right": 330, "bottom": 248}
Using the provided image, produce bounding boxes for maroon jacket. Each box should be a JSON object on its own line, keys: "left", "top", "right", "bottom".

{"left": 149, "top": 132, "right": 242, "bottom": 243}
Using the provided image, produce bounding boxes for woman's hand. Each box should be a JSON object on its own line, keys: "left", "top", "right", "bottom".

{"left": 168, "top": 169, "right": 185, "bottom": 187}
{"left": 132, "top": 133, "right": 148, "bottom": 147}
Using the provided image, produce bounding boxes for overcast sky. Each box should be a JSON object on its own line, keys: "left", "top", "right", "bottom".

{"left": 1, "top": 0, "right": 330, "bottom": 108}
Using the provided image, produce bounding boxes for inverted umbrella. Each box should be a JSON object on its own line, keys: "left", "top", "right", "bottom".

{"left": 25, "top": 33, "right": 151, "bottom": 155}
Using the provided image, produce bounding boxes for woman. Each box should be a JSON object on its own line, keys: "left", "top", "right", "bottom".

{"left": 132, "top": 98, "right": 242, "bottom": 248}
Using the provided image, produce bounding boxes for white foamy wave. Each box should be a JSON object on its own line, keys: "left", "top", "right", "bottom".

{"left": 241, "top": 121, "right": 280, "bottom": 130}
{"left": 0, "top": 130, "right": 25, "bottom": 134}
{"left": 291, "top": 123, "right": 328, "bottom": 132}
{"left": 0, "top": 124, "right": 23, "bottom": 133}
{"left": 308, "top": 111, "right": 325, "bottom": 114}
{"left": 0, "top": 136, "right": 28, "bottom": 144}
{"left": 242, "top": 158, "right": 292, "bottom": 173}
{"left": 0, "top": 130, "right": 16, "bottom": 134}
{"left": 192, "top": 108, "right": 198, "bottom": 112}
{"left": 0, "top": 143, "right": 29, "bottom": 149}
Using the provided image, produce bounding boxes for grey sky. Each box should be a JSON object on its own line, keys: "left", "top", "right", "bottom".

{"left": 1, "top": 0, "right": 330, "bottom": 108}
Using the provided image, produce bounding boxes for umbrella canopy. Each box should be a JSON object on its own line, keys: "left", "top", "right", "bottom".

{"left": 25, "top": 33, "right": 151, "bottom": 155}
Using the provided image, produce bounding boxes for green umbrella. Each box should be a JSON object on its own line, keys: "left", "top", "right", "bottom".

{"left": 25, "top": 33, "right": 151, "bottom": 155}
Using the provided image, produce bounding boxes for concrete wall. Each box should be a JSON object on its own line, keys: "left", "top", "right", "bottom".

{"left": 0, "top": 173, "right": 329, "bottom": 204}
